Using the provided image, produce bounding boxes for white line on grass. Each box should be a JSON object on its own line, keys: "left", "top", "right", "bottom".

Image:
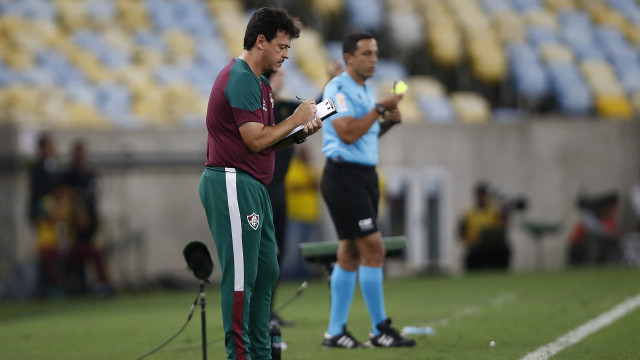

{"left": 428, "top": 292, "right": 518, "bottom": 327}
{"left": 520, "top": 292, "right": 640, "bottom": 360}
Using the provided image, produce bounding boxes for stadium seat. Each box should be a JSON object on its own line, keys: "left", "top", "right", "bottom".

{"left": 511, "top": 0, "right": 544, "bottom": 13}
{"left": 581, "top": 59, "right": 624, "bottom": 96}
{"left": 527, "top": 25, "right": 558, "bottom": 47}
{"left": 418, "top": 96, "right": 456, "bottom": 123}
{"left": 525, "top": 8, "right": 558, "bottom": 29}
{"left": 595, "top": 93, "right": 633, "bottom": 119}
{"left": 387, "top": 2, "right": 423, "bottom": 50}
{"left": 508, "top": 43, "right": 550, "bottom": 104}
{"left": 481, "top": 0, "right": 514, "bottom": 14}
{"left": 468, "top": 39, "right": 507, "bottom": 84}
{"left": 544, "top": 0, "right": 577, "bottom": 11}
{"left": 493, "top": 11, "right": 527, "bottom": 43}
{"left": 451, "top": 91, "right": 491, "bottom": 123}
{"left": 539, "top": 42, "right": 574, "bottom": 63}
{"left": 547, "top": 62, "right": 592, "bottom": 115}
{"left": 345, "top": 0, "right": 384, "bottom": 34}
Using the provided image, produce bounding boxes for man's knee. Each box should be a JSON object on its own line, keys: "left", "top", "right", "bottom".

{"left": 358, "top": 232, "right": 385, "bottom": 266}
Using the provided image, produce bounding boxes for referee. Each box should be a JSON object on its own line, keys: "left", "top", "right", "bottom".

{"left": 320, "top": 32, "right": 415, "bottom": 348}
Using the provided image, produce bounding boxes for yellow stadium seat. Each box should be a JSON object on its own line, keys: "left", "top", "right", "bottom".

{"left": 409, "top": 76, "right": 446, "bottom": 98}
{"left": 451, "top": 92, "right": 491, "bottom": 123}
{"left": 55, "top": 0, "right": 88, "bottom": 30}
{"left": 309, "top": 0, "right": 344, "bottom": 17}
{"left": 103, "top": 28, "right": 134, "bottom": 54}
{"left": 539, "top": 43, "right": 574, "bottom": 63}
{"left": 595, "top": 94, "right": 633, "bottom": 119}
{"left": 544, "top": 0, "right": 576, "bottom": 12}
{"left": 134, "top": 48, "right": 164, "bottom": 69}
{"left": 295, "top": 29, "right": 331, "bottom": 89}
{"left": 493, "top": 12, "right": 526, "bottom": 43}
{"left": 3, "top": 47, "right": 35, "bottom": 71}
{"left": 66, "top": 102, "right": 109, "bottom": 128}
{"left": 581, "top": 60, "right": 625, "bottom": 96}
{"left": 525, "top": 9, "right": 558, "bottom": 30}
{"left": 164, "top": 29, "right": 196, "bottom": 64}
{"left": 116, "top": 0, "right": 151, "bottom": 31}
{"left": 429, "top": 24, "right": 463, "bottom": 68}
{"left": 591, "top": 9, "right": 627, "bottom": 32}
{"left": 623, "top": 23, "right": 640, "bottom": 46}
{"left": 468, "top": 40, "right": 507, "bottom": 84}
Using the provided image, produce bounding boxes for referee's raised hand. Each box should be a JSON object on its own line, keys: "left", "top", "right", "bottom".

{"left": 377, "top": 94, "right": 404, "bottom": 112}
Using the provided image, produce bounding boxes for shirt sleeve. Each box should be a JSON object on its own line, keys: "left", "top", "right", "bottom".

{"left": 324, "top": 79, "right": 355, "bottom": 120}
{"left": 226, "top": 69, "right": 263, "bottom": 126}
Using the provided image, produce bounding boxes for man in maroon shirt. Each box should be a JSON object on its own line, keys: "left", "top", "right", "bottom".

{"left": 199, "top": 8, "right": 321, "bottom": 360}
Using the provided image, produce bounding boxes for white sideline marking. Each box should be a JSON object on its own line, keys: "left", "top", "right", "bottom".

{"left": 429, "top": 292, "right": 518, "bottom": 327}
{"left": 520, "top": 293, "right": 640, "bottom": 360}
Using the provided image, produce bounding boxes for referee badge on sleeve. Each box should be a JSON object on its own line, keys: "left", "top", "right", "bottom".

{"left": 336, "top": 93, "right": 348, "bottom": 113}
{"left": 247, "top": 213, "right": 260, "bottom": 230}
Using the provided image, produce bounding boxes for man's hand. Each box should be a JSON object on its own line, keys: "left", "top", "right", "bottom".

{"left": 293, "top": 99, "right": 317, "bottom": 125}
{"left": 379, "top": 108, "right": 401, "bottom": 137}
{"left": 378, "top": 94, "right": 404, "bottom": 112}
{"left": 384, "top": 108, "right": 402, "bottom": 123}
{"left": 302, "top": 115, "right": 322, "bottom": 136}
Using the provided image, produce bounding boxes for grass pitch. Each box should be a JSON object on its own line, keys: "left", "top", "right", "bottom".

{"left": 1, "top": 266, "right": 639, "bottom": 360}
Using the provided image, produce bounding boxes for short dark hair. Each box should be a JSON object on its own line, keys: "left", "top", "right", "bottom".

{"left": 342, "top": 32, "right": 375, "bottom": 59}
{"left": 243, "top": 7, "right": 301, "bottom": 50}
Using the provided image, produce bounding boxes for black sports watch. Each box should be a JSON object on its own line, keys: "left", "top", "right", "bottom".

{"left": 375, "top": 103, "right": 386, "bottom": 115}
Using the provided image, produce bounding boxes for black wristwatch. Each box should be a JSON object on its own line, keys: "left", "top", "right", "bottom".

{"left": 375, "top": 103, "right": 386, "bottom": 115}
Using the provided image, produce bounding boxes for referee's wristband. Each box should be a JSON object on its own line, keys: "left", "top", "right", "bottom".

{"left": 379, "top": 120, "right": 398, "bottom": 132}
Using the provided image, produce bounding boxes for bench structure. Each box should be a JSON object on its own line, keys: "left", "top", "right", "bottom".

{"left": 299, "top": 236, "right": 407, "bottom": 265}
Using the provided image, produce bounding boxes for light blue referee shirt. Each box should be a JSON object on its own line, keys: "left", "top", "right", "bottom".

{"left": 322, "top": 71, "right": 380, "bottom": 166}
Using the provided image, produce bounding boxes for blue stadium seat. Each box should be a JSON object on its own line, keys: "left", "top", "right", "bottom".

{"left": 65, "top": 81, "right": 97, "bottom": 106}
{"left": 34, "top": 49, "right": 86, "bottom": 85}
{"left": 572, "top": 42, "right": 606, "bottom": 60}
{"left": 547, "top": 62, "right": 592, "bottom": 115}
{"left": 527, "top": 26, "right": 558, "bottom": 47}
{"left": 418, "top": 97, "right": 456, "bottom": 123}
{"left": 0, "top": 61, "right": 15, "bottom": 86}
{"left": 507, "top": 43, "right": 550, "bottom": 102}
{"left": 85, "top": 0, "right": 115, "bottom": 24}
{"left": 134, "top": 30, "right": 166, "bottom": 52}
{"left": 510, "top": 0, "right": 543, "bottom": 13}
{"left": 2, "top": 0, "right": 56, "bottom": 20}
{"left": 371, "top": 58, "right": 408, "bottom": 82}
{"left": 95, "top": 82, "right": 132, "bottom": 119}
{"left": 345, "top": 0, "right": 384, "bottom": 33}
{"left": 607, "top": 0, "right": 638, "bottom": 15}
{"left": 481, "top": 0, "right": 514, "bottom": 14}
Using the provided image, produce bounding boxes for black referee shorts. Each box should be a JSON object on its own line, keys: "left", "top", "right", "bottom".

{"left": 320, "top": 159, "right": 379, "bottom": 240}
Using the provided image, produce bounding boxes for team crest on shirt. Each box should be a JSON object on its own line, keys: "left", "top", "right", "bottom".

{"left": 247, "top": 213, "right": 260, "bottom": 230}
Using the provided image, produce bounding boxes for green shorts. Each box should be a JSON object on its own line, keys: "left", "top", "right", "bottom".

{"left": 199, "top": 167, "right": 278, "bottom": 360}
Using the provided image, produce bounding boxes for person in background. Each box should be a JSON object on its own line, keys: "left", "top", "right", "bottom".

{"left": 568, "top": 192, "right": 620, "bottom": 265}
{"left": 458, "top": 181, "right": 510, "bottom": 270}
{"left": 265, "top": 68, "right": 297, "bottom": 326}
{"left": 319, "top": 32, "right": 414, "bottom": 348}
{"left": 281, "top": 145, "right": 321, "bottom": 280}
{"left": 61, "top": 140, "right": 112, "bottom": 296}
{"left": 28, "top": 133, "right": 59, "bottom": 226}
{"left": 28, "top": 133, "right": 62, "bottom": 298}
